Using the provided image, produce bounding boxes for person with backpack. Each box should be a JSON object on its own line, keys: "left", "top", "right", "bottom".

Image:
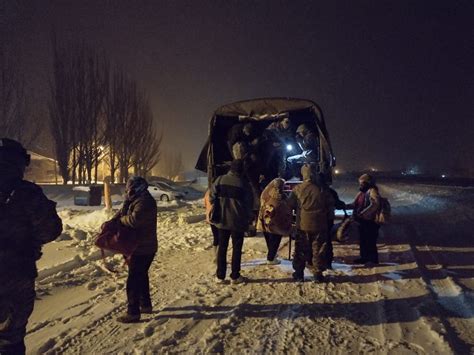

{"left": 346, "top": 174, "right": 381, "bottom": 265}
{"left": 116, "top": 177, "right": 158, "bottom": 323}
{"left": 257, "top": 178, "right": 293, "bottom": 265}
{"left": 0, "top": 138, "right": 62, "bottom": 354}
{"left": 209, "top": 159, "right": 253, "bottom": 284}
{"left": 287, "top": 164, "right": 334, "bottom": 282}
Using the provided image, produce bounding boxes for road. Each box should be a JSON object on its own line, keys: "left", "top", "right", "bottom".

{"left": 26, "top": 182, "right": 474, "bottom": 354}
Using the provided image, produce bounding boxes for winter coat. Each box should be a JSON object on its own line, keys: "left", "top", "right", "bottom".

{"left": 0, "top": 180, "right": 62, "bottom": 279}
{"left": 120, "top": 191, "right": 158, "bottom": 255}
{"left": 209, "top": 171, "right": 253, "bottom": 232}
{"left": 257, "top": 179, "right": 292, "bottom": 236}
{"left": 287, "top": 180, "right": 334, "bottom": 233}
{"left": 350, "top": 187, "right": 380, "bottom": 221}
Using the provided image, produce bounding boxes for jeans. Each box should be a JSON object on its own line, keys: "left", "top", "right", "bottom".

{"left": 264, "top": 232, "right": 282, "bottom": 261}
{"left": 216, "top": 229, "right": 244, "bottom": 280}
{"left": 126, "top": 254, "right": 155, "bottom": 315}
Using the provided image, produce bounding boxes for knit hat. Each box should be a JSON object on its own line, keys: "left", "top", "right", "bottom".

{"left": 126, "top": 176, "right": 149, "bottom": 199}
{"left": 0, "top": 138, "right": 31, "bottom": 167}
{"left": 359, "top": 173, "right": 375, "bottom": 184}
{"left": 296, "top": 124, "right": 308, "bottom": 135}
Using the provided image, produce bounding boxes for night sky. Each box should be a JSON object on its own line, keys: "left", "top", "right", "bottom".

{"left": 3, "top": 0, "right": 473, "bottom": 173}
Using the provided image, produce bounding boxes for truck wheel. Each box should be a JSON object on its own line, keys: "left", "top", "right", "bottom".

{"left": 160, "top": 194, "right": 170, "bottom": 202}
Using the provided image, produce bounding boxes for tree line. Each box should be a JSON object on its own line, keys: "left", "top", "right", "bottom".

{"left": 49, "top": 36, "right": 162, "bottom": 184}
{"left": 0, "top": 45, "right": 41, "bottom": 148}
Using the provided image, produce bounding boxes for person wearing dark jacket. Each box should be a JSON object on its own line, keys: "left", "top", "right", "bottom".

{"left": 0, "top": 138, "right": 62, "bottom": 354}
{"left": 209, "top": 159, "right": 253, "bottom": 284}
{"left": 262, "top": 117, "right": 293, "bottom": 178}
{"left": 316, "top": 173, "right": 346, "bottom": 269}
{"left": 346, "top": 174, "right": 381, "bottom": 265}
{"left": 243, "top": 153, "right": 263, "bottom": 236}
{"left": 116, "top": 177, "right": 158, "bottom": 323}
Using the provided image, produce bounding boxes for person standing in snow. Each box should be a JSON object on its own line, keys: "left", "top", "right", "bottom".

{"left": 346, "top": 174, "right": 381, "bottom": 265}
{"left": 287, "top": 164, "right": 334, "bottom": 282}
{"left": 243, "top": 153, "right": 264, "bottom": 237}
{"left": 204, "top": 188, "right": 219, "bottom": 263}
{"left": 257, "top": 178, "right": 293, "bottom": 265}
{"left": 316, "top": 173, "right": 346, "bottom": 269}
{"left": 209, "top": 159, "right": 253, "bottom": 284}
{"left": 116, "top": 177, "right": 158, "bottom": 323}
{"left": 0, "top": 138, "right": 62, "bottom": 354}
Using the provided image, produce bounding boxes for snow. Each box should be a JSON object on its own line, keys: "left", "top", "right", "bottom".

{"left": 72, "top": 186, "right": 91, "bottom": 192}
{"left": 23, "top": 182, "right": 474, "bottom": 353}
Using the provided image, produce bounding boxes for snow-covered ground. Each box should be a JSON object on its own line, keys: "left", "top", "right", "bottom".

{"left": 25, "top": 182, "right": 474, "bottom": 354}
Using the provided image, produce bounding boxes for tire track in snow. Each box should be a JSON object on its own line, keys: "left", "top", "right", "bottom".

{"left": 50, "top": 248, "right": 218, "bottom": 353}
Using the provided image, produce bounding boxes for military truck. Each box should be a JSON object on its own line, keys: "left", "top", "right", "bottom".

{"left": 196, "top": 97, "right": 336, "bottom": 185}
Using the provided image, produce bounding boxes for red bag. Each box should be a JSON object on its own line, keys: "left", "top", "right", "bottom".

{"left": 95, "top": 219, "right": 138, "bottom": 258}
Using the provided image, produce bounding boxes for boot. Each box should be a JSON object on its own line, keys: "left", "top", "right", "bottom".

{"left": 314, "top": 272, "right": 326, "bottom": 283}
{"left": 117, "top": 313, "right": 140, "bottom": 323}
{"left": 140, "top": 306, "right": 153, "bottom": 314}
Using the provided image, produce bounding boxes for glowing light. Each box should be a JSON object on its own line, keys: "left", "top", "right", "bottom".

{"left": 286, "top": 144, "right": 293, "bottom": 151}
{"left": 441, "top": 174, "right": 446, "bottom": 178}
{"left": 334, "top": 169, "right": 340, "bottom": 174}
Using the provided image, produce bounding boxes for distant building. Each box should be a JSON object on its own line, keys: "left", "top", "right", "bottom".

{"left": 25, "top": 152, "right": 60, "bottom": 184}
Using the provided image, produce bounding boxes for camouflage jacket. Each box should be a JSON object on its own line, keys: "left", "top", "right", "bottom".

{"left": 287, "top": 181, "right": 334, "bottom": 233}
{"left": 0, "top": 181, "right": 62, "bottom": 279}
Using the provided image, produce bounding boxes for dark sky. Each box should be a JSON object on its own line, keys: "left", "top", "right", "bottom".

{"left": 3, "top": 0, "right": 473, "bottom": 173}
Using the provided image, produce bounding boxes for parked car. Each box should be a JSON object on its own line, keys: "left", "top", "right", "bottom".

{"left": 195, "top": 97, "right": 336, "bottom": 185}
{"left": 148, "top": 182, "right": 184, "bottom": 201}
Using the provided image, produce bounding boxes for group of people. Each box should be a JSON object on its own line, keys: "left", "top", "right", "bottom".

{"left": 0, "top": 138, "right": 161, "bottom": 353}
{"left": 225, "top": 117, "right": 322, "bottom": 237}
{"left": 0, "top": 137, "right": 382, "bottom": 353}
{"left": 206, "top": 157, "right": 382, "bottom": 284}
{"left": 227, "top": 117, "right": 320, "bottom": 183}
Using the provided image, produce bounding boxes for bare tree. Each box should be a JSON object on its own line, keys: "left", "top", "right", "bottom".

{"left": 49, "top": 37, "right": 76, "bottom": 184}
{"left": 104, "top": 69, "right": 141, "bottom": 183}
{"left": 0, "top": 45, "right": 41, "bottom": 148}
{"left": 49, "top": 35, "right": 109, "bottom": 185}
{"left": 158, "top": 150, "right": 184, "bottom": 180}
{"left": 131, "top": 98, "right": 163, "bottom": 177}
{"left": 104, "top": 69, "right": 123, "bottom": 183}
{"left": 73, "top": 44, "right": 108, "bottom": 183}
